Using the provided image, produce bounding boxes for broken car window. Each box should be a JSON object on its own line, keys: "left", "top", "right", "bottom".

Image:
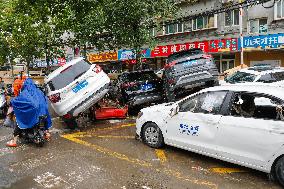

{"left": 226, "top": 71, "right": 257, "bottom": 83}
{"left": 231, "top": 93, "right": 284, "bottom": 121}
{"left": 179, "top": 91, "right": 227, "bottom": 114}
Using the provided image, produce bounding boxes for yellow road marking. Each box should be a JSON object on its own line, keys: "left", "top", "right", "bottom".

{"left": 95, "top": 135, "right": 135, "bottom": 139}
{"left": 61, "top": 123, "right": 218, "bottom": 189}
{"left": 155, "top": 149, "right": 167, "bottom": 164}
{"left": 66, "top": 123, "right": 135, "bottom": 138}
{"left": 160, "top": 168, "right": 218, "bottom": 189}
{"left": 61, "top": 133, "right": 151, "bottom": 167}
{"left": 90, "top": 123, "right": 135, "bottom": 133}
{"left": 210, "top": 167, "right": 246, "bottom": 174}
{"left": 70, "top": 133, "right": 135, "bottom": 139}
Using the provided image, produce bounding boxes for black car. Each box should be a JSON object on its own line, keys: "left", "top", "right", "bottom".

{"left": 117, "top": 70, "right": 164, "bottom": 108}
{"left": 163, "top": 48, "right": 219, "bottom": 101}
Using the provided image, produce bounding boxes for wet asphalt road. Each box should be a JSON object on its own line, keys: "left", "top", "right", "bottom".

{"left": 0, "top": 118, "right": 283, "bottom": 189}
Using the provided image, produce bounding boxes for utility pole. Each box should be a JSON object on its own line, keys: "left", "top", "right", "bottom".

{"left": 239, "top": 0, "right": 244, "bottom": 65}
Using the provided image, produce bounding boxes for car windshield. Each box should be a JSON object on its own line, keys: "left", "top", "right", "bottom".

{"left": 48, "top": 60, "right": 91, "bottom": 91}
{"left": 226, "top": 71, "right": 257, "bottom": 83}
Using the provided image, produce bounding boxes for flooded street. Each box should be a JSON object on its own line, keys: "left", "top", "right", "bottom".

{"left": 0, "top": 118, "right": 282, "bottom": 189}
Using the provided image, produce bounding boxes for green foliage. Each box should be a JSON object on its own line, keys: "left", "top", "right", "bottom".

{"left": 0, "top": 0, "right": 176, "bottom": 65}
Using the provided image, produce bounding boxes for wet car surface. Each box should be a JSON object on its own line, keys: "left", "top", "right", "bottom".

{"left": 0, "top": 118, "right": 282, "bottom": 189}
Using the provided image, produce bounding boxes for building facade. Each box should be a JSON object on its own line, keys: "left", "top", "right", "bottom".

{"left": 151, "top": 0, "right": 284, "bottom": 72}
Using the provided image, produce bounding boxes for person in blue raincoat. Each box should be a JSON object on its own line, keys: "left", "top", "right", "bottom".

{"left": 6, "top": 78, "right": 52, "bottom": 147}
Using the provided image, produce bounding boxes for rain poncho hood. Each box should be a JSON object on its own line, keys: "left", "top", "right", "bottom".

{"left": 11, "top": 78, "right": 52, "bottom": 129}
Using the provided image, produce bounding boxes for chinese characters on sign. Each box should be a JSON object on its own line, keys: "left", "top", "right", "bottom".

{"left": 32, "top": 58, "right": 67, "bottom": 68}
{"left": 150, "top": 38, "right": 239, "bottom": 57}
{"left": 243, "top": 33, "right": 284, "bottom": 49}
{"left": 88, "top": 52, "right": 118, "bottom": 63}
{"left": 151, "top": 41, "right": 209, "bottom": 57}
{"left": 209, "top": 38, "right": 239, "bottom": 52}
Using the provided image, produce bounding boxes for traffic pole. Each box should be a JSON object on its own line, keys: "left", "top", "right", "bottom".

{"left": 239, "top": 0, "right": 244, "bottom": 66}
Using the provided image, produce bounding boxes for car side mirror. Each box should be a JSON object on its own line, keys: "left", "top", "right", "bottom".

{"left": 170, "top": 105, "right": 179, "bottom": 117}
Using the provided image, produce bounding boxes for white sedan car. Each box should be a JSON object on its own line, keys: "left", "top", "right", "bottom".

{"left": 136, "top": 85, "right": 284, "bottom": 186}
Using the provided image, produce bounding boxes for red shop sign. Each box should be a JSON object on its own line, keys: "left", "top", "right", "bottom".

{"left": 209, "top": 38, "right": 239, "bottom": 52}
{"left": 151, "top": 41, "right": 209, "bottom": 57}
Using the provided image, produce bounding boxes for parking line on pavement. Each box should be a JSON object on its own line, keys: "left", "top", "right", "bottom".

{"left": 61, "top": 123, "right": 218, "bottom": 189}
{"left": 90, "top": 123, "right": 135, "bottom": 132}
{"left": 95, "top": 135, "right": 135, "bottom": 139}
{"left": 160, "top": 168, "right": 218, "bottom": 189}
{"left": 61, "top": 132, "right": 152, "bottom": 167}
{"left": 210, "top": 167, "right": 246, "bottom": 174}
{"left": 155, "top": 149, "right": 167, "bottom": 164}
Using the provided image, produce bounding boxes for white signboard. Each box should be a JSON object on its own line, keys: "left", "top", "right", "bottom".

{"left": 250, "top": 60, "right": 281, "bottom": 67}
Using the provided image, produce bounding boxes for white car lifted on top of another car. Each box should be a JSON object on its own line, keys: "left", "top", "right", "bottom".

{"left": 136, "top": 84, "right": 284, "bottom": 187}
{"left": 45, "top": 58, "right": 110, "bottom": 118}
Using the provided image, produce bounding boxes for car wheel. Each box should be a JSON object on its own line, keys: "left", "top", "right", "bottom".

{"left": 63, "top": 117, "right": 78, "bottom": 130}
{"left": 142, "top": 123, "right": 164, "bottom": 148}
{"left": 274, "top": 156, "right": 284, "bottom": 186}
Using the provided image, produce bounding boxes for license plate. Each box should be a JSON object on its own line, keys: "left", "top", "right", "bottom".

{"left": 183, "top": 60, "right": 197, "bottom": 67}
{"left": 141, "top": 84, "right": 153, "bottom": 91}
{"left": 72, "top": 80, "right": 88, "bottom": 93}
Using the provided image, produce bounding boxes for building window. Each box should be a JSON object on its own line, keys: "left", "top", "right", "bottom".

{"left": 225, "top": 10, "right": 239, "bottom": 26}
{"left": 192, "top": 15, "right": 216, "bottom": 31}
{"left": 183, "top": 20, "right": 192, "bottom": 32}
{"left": 149, "top": 28, "right": 157, "bottom": 37}
{"left": 275, "top": 0, "right": 284, "bottom": 19}
{"left": 249, "top": 18, "right": 268, "bottom": 34}
{"left": 164, "top": 23, "right": 184, "bottom": 35}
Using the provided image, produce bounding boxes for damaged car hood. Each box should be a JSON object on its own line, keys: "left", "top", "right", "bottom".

{"left": 142, "top": 102, "right": 176, "bottom": 114}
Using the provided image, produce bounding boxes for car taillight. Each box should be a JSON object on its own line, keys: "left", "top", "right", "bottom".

{"left": 48, "top": 93, "right": 61, "bottom": 103}
{"left": 168, "top": 78, "right": 175, "bottom": 85}
{"left": 63, "top": 113, "right": 72, "bottom": 119}
{"left": 202, "top": 54, "right": 213, "bottom": 59}
{"left": 93, "top": 65, "right": 102, "bottom": 73}
{"left": 164, "top": 61, "right": 177, "bottom": 69}
{"left": 122, "top": 83, "right": 129, "bottom": 88}
{"left": 122, "top": 82, "right": 137, "bottom": 88}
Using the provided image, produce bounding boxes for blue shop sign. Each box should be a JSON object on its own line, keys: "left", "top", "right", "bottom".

{"left": 32, "top": 59, "right": 60, "bottom": 68}
{"left": 243, "top": 33, "right": 284, "bottom": 49}
{"left": 118, "top": 49, "right": 151, "bottom": 60}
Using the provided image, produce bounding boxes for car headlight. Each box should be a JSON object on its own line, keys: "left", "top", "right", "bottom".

{"left": 137, "top": 111, "right": 143, "bottom": 119}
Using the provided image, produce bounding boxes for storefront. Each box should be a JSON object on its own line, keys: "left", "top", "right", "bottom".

{"left": 238, "top": 33, "right": 284, "bottom": 67}
{"left": 150, "top": 38, "right": 239, "bottom": 73}
{"left": 117, "top": 49, "right": 155, "bottom": 71}
{"left": 88, "top": 51, "right": 120, "bottom": 73}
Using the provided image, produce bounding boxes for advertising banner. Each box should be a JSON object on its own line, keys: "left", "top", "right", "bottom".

{"left": 243, "top": 33, "right": 284, "bottom": 49}
{"left": 150, "top": 41, "right": 209, "bottom": 57}
{"left": 209, "top": 38, "right": 239, "bottom": 52}
{"left": 32, "top": 58, "right": 65, "bottom": 68}
{"left": 88, "top": 51, "right": 118, "bottom": 63}
{"left": 118, "top": 49, "right": 151, "bottom": 60}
